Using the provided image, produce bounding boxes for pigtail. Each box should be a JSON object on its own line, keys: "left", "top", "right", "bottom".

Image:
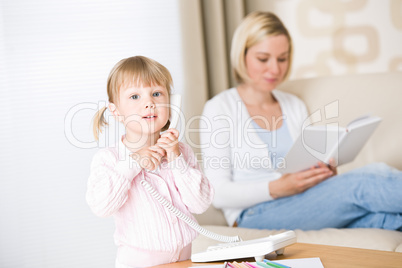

{"left": 92, "top": 107, "right": 108, "bottom": 141}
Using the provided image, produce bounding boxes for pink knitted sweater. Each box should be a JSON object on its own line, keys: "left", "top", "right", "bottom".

{"left": 86, "top": 137, "right": 214, "bottom": 262}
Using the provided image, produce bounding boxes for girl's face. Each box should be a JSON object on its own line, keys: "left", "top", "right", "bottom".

{"left": 111, "top": 84, "right": 170, "bottom": 138}
{"left": 245, "top": 34, "right": 290, "bottom": 92}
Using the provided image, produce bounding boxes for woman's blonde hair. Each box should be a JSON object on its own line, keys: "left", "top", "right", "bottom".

{"left": 93, "top": 56, "right": 173, "bottom": 140}
{"left": 230, "top": 11, "right": 293, "bottom": 84}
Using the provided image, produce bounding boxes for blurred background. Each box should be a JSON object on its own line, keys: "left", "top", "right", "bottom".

{"left": 0, "top": 0, "right": 401, "bottom": 267}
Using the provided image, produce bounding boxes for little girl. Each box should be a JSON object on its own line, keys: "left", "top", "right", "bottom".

{"left": 86, "top": 56, "right": 214, "bottom": 268}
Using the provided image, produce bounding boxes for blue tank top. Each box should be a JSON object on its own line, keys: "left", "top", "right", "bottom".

{"left": 251, "top": 119, "right": 293, "bottom": 169}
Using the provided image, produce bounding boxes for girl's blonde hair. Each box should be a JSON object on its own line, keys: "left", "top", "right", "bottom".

{"left": 230, "top": 11, "right": 293, "bottom": 84}
{"left": 93, "top": 56, "right": 173, "bottom": 140}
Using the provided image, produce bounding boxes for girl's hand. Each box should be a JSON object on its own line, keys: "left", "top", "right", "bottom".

{"left": 269, "top": 165, "right": 334, "bottom": 199}
{"left": 157, "top": 128, "right": 180, "bottom": 162}
{"left": 130, "top": 145, "right": 166, "bottom": 171}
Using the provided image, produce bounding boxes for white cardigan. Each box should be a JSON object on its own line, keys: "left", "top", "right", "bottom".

{"left": 200, "top": 88, "right": 309, "bottom": 226}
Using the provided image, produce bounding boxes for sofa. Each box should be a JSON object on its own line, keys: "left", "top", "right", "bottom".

{"left": 192, "top": 72, "right": 402, "bottom": 254}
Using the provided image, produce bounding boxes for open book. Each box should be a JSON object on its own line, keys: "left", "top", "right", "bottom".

{"left": 276, "top": 115, "right": 382, "bottom": 174}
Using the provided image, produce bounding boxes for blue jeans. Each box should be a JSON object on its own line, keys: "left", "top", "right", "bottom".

{"left": 237, "top": 163, "right": 402, "bottom": 231}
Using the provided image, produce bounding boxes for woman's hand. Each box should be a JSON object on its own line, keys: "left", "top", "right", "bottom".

{"left": 327, "top": 158, "right": 338, "bottom": 176}
{"left": 157, "top": 128, "right": 180, "bottom": 162}
{"left": 130, "top": 145, "right": 166, "bottom": 171}
{"left": 269, "top": 165, "right": 334, "bottom": 199}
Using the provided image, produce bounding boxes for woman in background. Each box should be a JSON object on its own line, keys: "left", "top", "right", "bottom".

{"left": 200, "top": 11, "right": 402, "bottom": 231}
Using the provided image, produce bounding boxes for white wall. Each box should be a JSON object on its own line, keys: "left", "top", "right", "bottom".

{"left": 0, "top": 1, "right": 184, "bottom": 267}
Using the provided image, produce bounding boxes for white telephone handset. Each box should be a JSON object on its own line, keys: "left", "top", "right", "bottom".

{"left": 168, "top": 93, "right": 181, "bottom": 131}
{"left": 141, "top": 94, "right": 296, "bottom": 262}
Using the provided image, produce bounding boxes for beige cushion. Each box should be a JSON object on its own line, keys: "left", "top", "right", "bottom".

{"left": 192, "top": 226, "right": 402, "bottom": 253}
{"left": 279, "top": 71, "right": 402, "bottom": 173}
{"left": 294, "top": 228, "right": 402, "bottom": 252}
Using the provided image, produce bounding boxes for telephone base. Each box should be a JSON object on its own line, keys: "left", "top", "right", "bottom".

{"left": 191, "top": 231, "right": 296, "bottom": 263}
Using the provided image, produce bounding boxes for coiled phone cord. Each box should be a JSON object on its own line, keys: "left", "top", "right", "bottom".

{"left": 140, "top": 180, "right": 241, "bottom": 243}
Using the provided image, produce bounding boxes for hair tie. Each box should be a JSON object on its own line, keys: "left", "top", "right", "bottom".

{"left": 98, "top": 101, "right": 108, "bottom": 111}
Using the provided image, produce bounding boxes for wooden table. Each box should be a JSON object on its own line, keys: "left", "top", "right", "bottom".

{"left": 155, "top": 243, "right": 402, "bottom": 268}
